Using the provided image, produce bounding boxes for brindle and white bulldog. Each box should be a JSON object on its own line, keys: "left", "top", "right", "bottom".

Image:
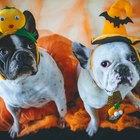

{"left": 72, "top": 42, "right": 140, "bottom": 136}
{"left": 0, "top": 11, "right": 67, "bottom": 138}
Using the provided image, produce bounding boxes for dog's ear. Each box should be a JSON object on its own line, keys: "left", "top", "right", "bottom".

{"left": 72, "top": 42, "right": 92, "bottom": 69}
{"left": 23, "top": 10, "right": 39, "bottom": 39}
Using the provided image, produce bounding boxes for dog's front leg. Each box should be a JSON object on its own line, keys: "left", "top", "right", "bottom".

{"left": 54, "top": 96, "right": 67, "bottom": 128}
{"left": 127, "top": 92, "right": 140, "bottom": 108}
{"left": 6, "top": 105, "right": 21, "bottom": 138}
{"left": 84, "top": 103, "right": 99, "bottom": 137}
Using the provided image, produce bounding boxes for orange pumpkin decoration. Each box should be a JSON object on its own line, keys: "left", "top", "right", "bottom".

{"left": 0, "top": 97, "right": 13, "bottom": 131}
{"left": 108, "top": 103, "right": 124, "bottom": 121}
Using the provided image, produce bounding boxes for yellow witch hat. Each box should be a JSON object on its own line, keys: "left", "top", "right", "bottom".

{"left": 91, "top": 0, "right": 140, "bottom": 46}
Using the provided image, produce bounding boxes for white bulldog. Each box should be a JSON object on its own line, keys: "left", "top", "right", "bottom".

{"left": 0, "top": 11, "right": 67, "bottom": 138}
{"left": 72, "top": 42, "right": 140, "bottom": 136}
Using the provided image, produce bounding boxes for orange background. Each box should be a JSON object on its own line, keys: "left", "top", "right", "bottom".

{"left": 0, "top": 0, "right": 140, "bottom": 47}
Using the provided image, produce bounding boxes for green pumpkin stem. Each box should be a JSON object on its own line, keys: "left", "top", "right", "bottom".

{"left": 114, "top": 103, "right": 120, "bottom": 110}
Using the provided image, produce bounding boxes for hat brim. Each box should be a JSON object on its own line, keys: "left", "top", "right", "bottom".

{"left": 91, "top": 34, "right": 140, "bottom": 45}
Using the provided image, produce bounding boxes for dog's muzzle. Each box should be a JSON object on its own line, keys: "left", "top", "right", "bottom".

{"left": 114, "top": 64, "right": 131, "bottom": 85}
{"left": 7, "top": 50, "right": 37, "bottom": 80}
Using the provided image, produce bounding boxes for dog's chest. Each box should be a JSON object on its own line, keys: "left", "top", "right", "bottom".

{"left": 78, "top": 69, "right": 108, "bottom": 108}
{"left": 0, "top": 74, "right": 51, "bottom": 108}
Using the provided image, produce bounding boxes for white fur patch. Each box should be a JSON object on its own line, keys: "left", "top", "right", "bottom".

{"left": 10, "top": 35, "right": 22, "bottom": 49}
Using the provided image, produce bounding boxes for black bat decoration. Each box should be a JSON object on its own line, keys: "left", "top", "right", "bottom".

{"left": 100, "top": 11, "right": 133, "bottom": 28}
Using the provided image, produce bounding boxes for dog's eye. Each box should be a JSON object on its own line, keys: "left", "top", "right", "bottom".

{"left": 0, "top": 16, "right": 5, "bottom": 21}
{"left": 0, "top": 48, "right": 8, "bottom": 56}
{"left": 129, "top": 55, "right": 137, "bottom": 63}
{"left": 101, "top": 61, "right": 111, "bottom": 68}
{"left": 15, "top": 15, "right": 20, "bottom": 20}
{"left": 27, "top": 44, "right": 34, "bottom": 49}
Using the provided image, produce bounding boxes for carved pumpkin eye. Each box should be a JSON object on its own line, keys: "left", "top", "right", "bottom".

{"left": 15, "top": 15, "right": 20, "bottom": 20}
{"left": 0, "top": 16, "right": 5, "bottom": 21}
{"left": 101, "top": 60, "right": 111, "bottom": 68}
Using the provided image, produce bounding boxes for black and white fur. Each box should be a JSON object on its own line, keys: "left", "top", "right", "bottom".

{"left": 72, "top": 42, "right": 140, "bottom": 137}
{"left": 0, "top": 11, "right": 67, "bottom": 138}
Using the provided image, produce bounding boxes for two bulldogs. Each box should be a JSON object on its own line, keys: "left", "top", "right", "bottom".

{"left": 0, "top": 11, "right": 139, "bottom": 138}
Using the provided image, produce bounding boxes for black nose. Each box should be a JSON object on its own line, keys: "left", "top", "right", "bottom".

{"left": 15, "top": 52, "right": 33, "bottom": 65}
{"left": 115, "top": 64, "right": 130, "bottom": 82}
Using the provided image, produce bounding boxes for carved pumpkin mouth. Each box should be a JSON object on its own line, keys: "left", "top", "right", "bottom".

{"left": 9, "top": 24, "right": 14, "bottom": 28}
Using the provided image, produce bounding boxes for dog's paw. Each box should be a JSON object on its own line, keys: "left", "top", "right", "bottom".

{"left": 86, "top": 121, "right": 98, "bottom": 137}
{"left": 9, "top": 124, "right": 19, "bottom": 138}
{"left": 133, "top": 99, "right": 140, "bottom": 108}
{"left": 58, "top": 117, "right": 66, "bottom": 128}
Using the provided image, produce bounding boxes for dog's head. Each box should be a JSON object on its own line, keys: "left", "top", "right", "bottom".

{"left": 0, "top": 11, "right": 39, "bottom": 80}
{"left": 72, "top": 42, "right": 140, "bottom": 95}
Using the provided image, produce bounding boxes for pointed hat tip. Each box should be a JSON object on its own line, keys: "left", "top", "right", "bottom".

{"left": 109, "top": 0, "right": 132, "bottom": 17}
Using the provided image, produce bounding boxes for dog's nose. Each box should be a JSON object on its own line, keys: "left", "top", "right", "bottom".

{"left": 15, "top": 52, "right": 33, "bottom": 65}
{"left": 115, "top": 64, "right": 130, "bottom": 81}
